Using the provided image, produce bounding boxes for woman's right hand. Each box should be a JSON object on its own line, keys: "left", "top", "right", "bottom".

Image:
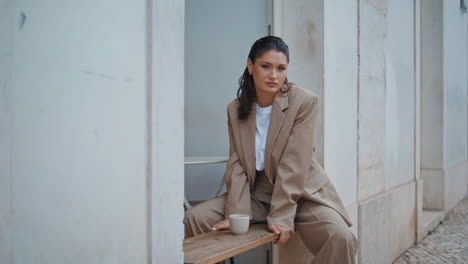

{"left": 211, "top": 219, "right": 230, "bottom": 231}
{"left": 268, "top": 225, "right": 292, "bottom": 244}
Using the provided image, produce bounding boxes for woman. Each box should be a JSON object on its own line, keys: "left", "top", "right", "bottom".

{"left": 184, "top": 36, "right": 357, "bottom": 263}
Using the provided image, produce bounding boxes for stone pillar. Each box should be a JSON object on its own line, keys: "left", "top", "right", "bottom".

{"left": 151, "top": 0, "right": 185, "bottom": 263}
{"left": 420, "top": 0, "right": 445, "bottom": 211}
{"left": 420, "top": 0, "right": 468, "bottom": 213}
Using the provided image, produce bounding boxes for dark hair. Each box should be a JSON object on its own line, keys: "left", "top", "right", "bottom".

{"left": 236, "top": 36, "right": 293, "bottom": 121}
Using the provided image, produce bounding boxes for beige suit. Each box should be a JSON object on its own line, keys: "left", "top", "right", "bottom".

{"left": 185, "top": 85, "right": 357, "bottom": 263}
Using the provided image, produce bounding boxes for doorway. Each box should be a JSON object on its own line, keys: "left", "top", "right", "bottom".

{"left": 184, "top": 0, "right": 271, "bottom": 263}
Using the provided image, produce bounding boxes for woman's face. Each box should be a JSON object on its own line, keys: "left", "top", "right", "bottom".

{"left": 247, "top": 49, "right": 288, "bottom": 97}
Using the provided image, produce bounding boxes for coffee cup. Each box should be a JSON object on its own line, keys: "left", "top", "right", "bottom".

{"left": 229, "top": 214, "right": 250, "bottom": 235}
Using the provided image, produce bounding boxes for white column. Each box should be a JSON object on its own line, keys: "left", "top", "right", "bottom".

{"left": 420, "top": 0, "right": 445, "bottom": 211}
{"left": 150, "top": 0, "right": 185, "bottom": 263}
{"left": 420, "top": 0, "right": 468, "bottom": 212}
{"left": 441, "top": 0, "right": 468, "bottom": 212}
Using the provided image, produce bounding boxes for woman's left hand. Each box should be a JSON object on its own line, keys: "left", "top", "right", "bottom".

{"left": 211, "top": 219, "right": 230, "bottom": 231}
{"left": 268, "top": 225, "right": 292, "bottom": 244}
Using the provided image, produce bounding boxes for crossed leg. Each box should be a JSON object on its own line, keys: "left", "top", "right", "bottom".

{"left": 295, "top": 199, "right": 358, "bottom": 264}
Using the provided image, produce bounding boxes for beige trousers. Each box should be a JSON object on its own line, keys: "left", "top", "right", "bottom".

{"left": 184, "top": 173, "right": 357, "bottom": 264}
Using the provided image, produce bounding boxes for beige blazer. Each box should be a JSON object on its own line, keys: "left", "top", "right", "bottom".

{"left": 223, "top": 85, "right": 352, "bottom": 231}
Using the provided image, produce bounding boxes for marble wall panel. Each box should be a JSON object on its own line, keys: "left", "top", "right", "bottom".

{"left": 391, "top": 181, "right": 416, "bottom": 260}
{"left": 282, "top": 0, "right": 325, "bottom": 164}
{"left": 358, "top": 192, "right": 392, "bottom": 264}
{"left": 420, "top": 0, "right": 444, "bottom": 169}
{"left": 443, "top": 0, "right": 468, "bottom": 166}
{"left": 323, "top": 0, "right": 358, "bottom": 207}
{"left": 384, "top": 0, "right": 415, "bottom": 188}
{"left": 444, "top": 161, "right": 468, "bottom": 214}
{"left": 358, "top": 0, "right": 388, "bottom": 200}
{"left": 421, "top": 168, "right": 445, "bottom": 210}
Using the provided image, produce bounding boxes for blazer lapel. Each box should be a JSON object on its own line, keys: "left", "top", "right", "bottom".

{"left": 264, "top": 92, "right": 289, "bottom": 182}
{"left": 239, "top": 103, "right": 256, "bottom": 187}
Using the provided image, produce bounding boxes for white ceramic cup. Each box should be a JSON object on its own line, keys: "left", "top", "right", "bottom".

{"left": 229, "top": 214, "right": 250, "bottom": 235}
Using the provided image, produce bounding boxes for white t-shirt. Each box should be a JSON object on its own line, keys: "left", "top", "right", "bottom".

{"left": 255, "top": 103, "right": 272, "bottom": 171}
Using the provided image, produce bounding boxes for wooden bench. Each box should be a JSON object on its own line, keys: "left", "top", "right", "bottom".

{"left": 184, "top": 224, "right": 278, "bottom": 264}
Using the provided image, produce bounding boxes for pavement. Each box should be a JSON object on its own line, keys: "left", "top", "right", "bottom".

{"left": 394, "top": 197, "right": 468, "bottom": 264}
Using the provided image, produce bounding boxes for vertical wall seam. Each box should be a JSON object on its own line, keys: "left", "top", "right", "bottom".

{"left": 8, "top": 1, "right": 15, "bottom": 262}
{"left": 413, "top": 0, "right": 417, "bottom": 241}
{"left": 441, "top": 0, "right": 445, "bottom": 167}
{"left": 382, "top": 3, "right": 388, "bottom": 192}
{"left": 281, "top": 0, "right": 284, "bottom": 36}
{"left": 145, "top": 0, "right": 153, "bottom": 263}
{"left": 413, "top": 0, "right": 419, "bottom": 241}
{"left": 356, "top": 0, "right": 361, "bottom": 204}
{"left": 414, "top": 0, "right": 418, "bottom": 182}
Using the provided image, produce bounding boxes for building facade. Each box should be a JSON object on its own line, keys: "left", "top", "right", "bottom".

{"left": 0, "top": 0, "right": 467, "bottom": 263}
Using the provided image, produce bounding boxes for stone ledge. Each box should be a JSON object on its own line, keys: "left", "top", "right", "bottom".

{"left": 421, "top": 209, "right": 444, "bottom": 240}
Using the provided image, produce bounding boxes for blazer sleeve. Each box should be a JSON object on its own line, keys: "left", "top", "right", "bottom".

{"left": 267, "top": 95, "right": 319, "bottom": 231}
{"left": 224, "top": 106, "right": 252, "bottom": 219}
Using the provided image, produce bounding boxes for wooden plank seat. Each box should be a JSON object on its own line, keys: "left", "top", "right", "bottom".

{"left": 184, "top": 224, "right": 278, "bottom": 264}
